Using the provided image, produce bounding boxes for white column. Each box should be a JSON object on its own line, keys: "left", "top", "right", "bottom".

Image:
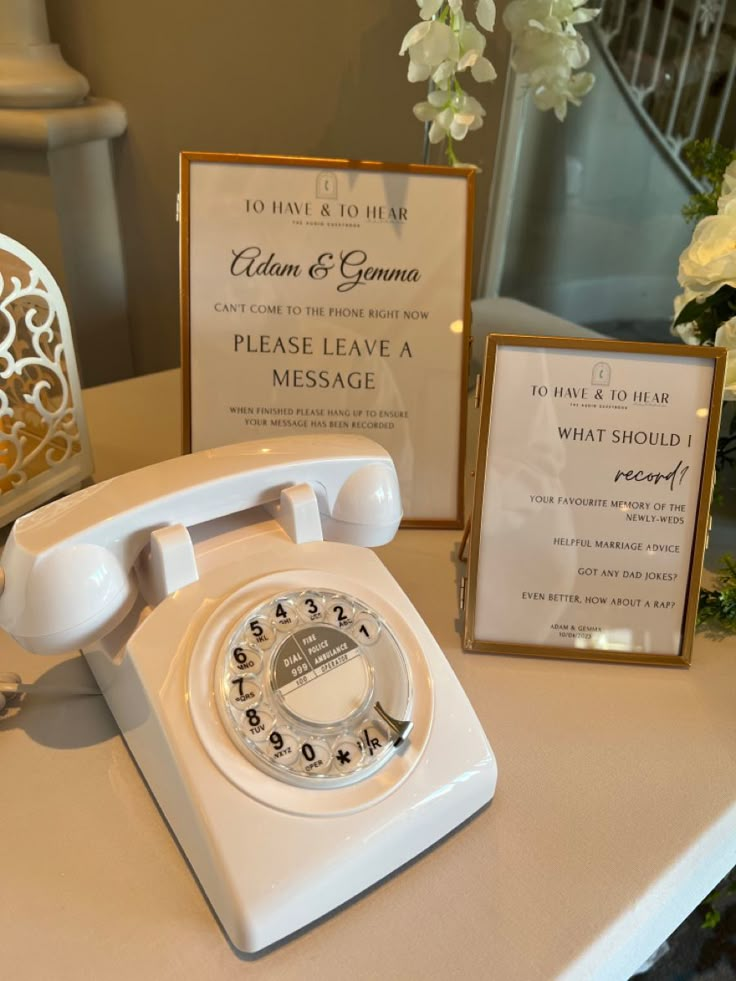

{"left": 0, "top": 0, "right": 49, "bottom": 41}
{"left": 0, "top": 0, "right": 133, "bottom": 384}
{"left": 0, "top": 0, "right": 89, "bottom": 108}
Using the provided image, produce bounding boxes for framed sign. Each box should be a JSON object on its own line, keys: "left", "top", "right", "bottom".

{"left": 463, "top": 335, "right": 726, "bottom": 666}
{"left": 180, "top": 152, "right": 474, "bottom": 527}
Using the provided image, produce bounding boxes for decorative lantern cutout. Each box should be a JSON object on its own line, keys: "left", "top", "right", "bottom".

{"left": 0, "top": 232, "right": 93, "bottom": 527}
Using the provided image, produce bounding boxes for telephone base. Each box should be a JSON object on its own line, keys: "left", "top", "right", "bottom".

{"left": 84, "top": 517, "right": 497, "bottom": 952}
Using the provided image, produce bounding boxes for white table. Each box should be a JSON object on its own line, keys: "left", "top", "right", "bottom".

{"left": 3, "top": 369, "right": 736, "bottom": 981}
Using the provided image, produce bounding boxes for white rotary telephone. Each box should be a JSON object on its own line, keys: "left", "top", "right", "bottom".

{"left": 0, "top": 434, "right": 496, "bottom": 952}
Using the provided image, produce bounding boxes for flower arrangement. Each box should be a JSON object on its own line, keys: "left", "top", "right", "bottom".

{"left": 672, "top": 142, "right": 736, "bottom": 462}
{"left": 673, "top": 149, "right": 736, "bottom": 394}
{"left": 400, "top": 0, "right": 600, "bottom": 164}
{"left": 672, "top": 140, "right": 736, "bottom": 632}
{"left": 698, "top": 555, "right": 736, "bottom": 631}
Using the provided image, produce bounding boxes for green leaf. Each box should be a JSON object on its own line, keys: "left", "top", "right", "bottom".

{"left": 682, "top": 139, "right": 736, "bottom": 224}
{"left": 703, "top": 909, "right": 721, "bottom": 930}
{"left": 698, "top": 554, "right": 736, "bottom": 631}
{"left": 673, "top": 285, "right": 736, "bottom": 328}
{"left": 674, "top": 297, "right": 709, "bottom": 328}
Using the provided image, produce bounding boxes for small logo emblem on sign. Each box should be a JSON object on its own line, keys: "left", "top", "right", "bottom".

{"left": 316, "top": 172, "right": 338, "bottom": 199}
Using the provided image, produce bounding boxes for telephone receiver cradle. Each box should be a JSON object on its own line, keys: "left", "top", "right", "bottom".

{"left": 0, "top": 434, "right": 496, "bottom": 952}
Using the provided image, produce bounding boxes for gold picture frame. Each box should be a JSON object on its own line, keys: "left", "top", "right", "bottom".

{"left": 179, "top": 152, "right": 475, "bottom": 528}
{"left": 463, "top": 334, "right": 726, "bottom": 666}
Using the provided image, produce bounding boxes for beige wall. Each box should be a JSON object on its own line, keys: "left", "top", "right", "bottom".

{"left": 45, "top": 0, "right": 511, "bottom": 379}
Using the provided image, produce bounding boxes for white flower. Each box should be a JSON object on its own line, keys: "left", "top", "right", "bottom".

{"left": 401, "top": 0, "right": 498, "bottom": 155}
{"left": 432, "top": 59, "right": 456, "bottom": 86}
{"left": 715, "top": 316, "right": 736, "bottom": 351}
{"left": 413, "top": 88, "right": 485, "bottom": 142}
{"left": 458, "top": 21, "right": 485, "bottom": 69}
{"left": 475, "top": 0, "right": 497, "bottom": 32}
{"left": 530, "top": 66, "right": 594, "bottom": 120}
{"left": 450, "top": 90, "right": 486, "bottom": 137}
{"left": 505, "top": 0, "right": 598, "bottom": 33}
{"left": 503, "top": 0, "right": 599, "bottom": 120}
{"left": 717, "top": 159, "right": 736, "bottom": 215}
{"left": 677, "top": 212, "right": 736, "bottom": 298}
{"left": 471, "top": 55, "right": 497, "bottom": 82}
{"left": 400, "top": 20, "right": 459, "bottom": 72}
{"left": 408, "top": 60, "right": 432, "bottom": 82}
{"left": 513, "top": 27, "right": 590, "bottom": 75}
{"left": 420, "top": 0, "right": 496, "bottom": 29}
{"left": 672, "top": 151, "right": 736, "bottom": 387}
{"left": 402, "top": 0, "right": 597, "bottom": 153}
{"left": 672, "top": 321, "right": 701, "bottom": 345}
{"left": 456, "top": 20, "right": 497, "bottom": 81}
{"left": 417, "top": 0, "right": 445, "bottom": 19}
{"left": 714, "top": 317, "right": 736, "bottom": 400}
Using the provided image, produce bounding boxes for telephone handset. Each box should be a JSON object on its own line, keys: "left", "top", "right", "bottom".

{"left": 0, "top": 435, "right": 496, "bottom": 951}
{"left": 0, "top": 435, "right": 403, "bottom": 655}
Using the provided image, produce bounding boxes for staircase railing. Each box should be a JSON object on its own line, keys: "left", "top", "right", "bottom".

{"left": 592, "top": 0, "right": 736, "bottom": 190}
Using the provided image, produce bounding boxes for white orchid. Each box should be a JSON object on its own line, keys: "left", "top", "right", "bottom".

{"left": 416, "top": 0, "right": 497, "bottom": 28}
{"left": 401, "top": 0, "right": 597, "bottom": 162}
{"left": 511, "top": 26, "right": 590, "bottom": 76}
{"left": 503, "top": 0, "right": 600, "bottom": 121}
{"left": 526, "top": 64, "right": 595, "bottom": 121}
{"left": 414, "top": 88, "right": 486, "bottom": 143}
{"left": 400, "top": 20, "right": 459, "bottom": 80}
{"left": 503, "top": 0, "right": 599, "bottom": 33}
{"left": 457, "top": 21, "right": 497, "bottom": 82}
{"left": 400, "top": 1, "right": 498, "bottom": 163}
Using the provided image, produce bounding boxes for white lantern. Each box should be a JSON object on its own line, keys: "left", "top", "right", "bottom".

{"left": 0, "top": 232, "right": 93, "bottom": 526}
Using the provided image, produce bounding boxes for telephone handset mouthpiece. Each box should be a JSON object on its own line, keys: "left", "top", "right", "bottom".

{"left": 0, "top": 435, "right": 402, "bottom": 656}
